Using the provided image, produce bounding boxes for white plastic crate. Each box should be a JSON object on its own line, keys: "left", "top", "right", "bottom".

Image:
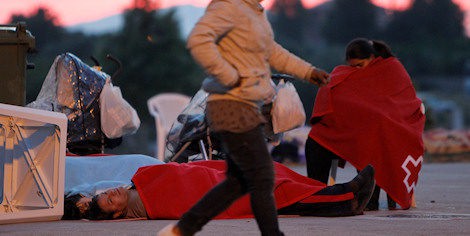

{"left": 0, "top": 103, "right": 67, "bottom": 224}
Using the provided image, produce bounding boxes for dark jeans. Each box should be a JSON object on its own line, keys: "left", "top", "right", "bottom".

{"left": 306, "top": 137, "right": 396, "bottom": 210}
{"left": 177, "top": 125, "right": 283, "bottom": 236}
{"left": 305, "top": 137, "right": 340, "bottom": 184}
{"left": 278, "top": 182, "right": 355, "bottom": 217}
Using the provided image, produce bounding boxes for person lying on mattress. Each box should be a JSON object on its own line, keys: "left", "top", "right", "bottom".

{"left": 63, "top": 161, "right": 375, "bottom": 220}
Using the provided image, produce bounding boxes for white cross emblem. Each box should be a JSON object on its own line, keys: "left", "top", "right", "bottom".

{"left": 401, "top": 155, "right": 423, "bottom": 193}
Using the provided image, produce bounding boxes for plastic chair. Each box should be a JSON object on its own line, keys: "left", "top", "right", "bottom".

{"left": 147, "top": 93, "right": 190, "bottom": 161}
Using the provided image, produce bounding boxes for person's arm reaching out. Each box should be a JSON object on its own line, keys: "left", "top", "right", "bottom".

{"left": 268, "top": 42, "right": 329, "bottom": 86}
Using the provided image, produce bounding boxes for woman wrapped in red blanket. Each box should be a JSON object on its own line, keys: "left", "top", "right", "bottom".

{"left": 63, "top": 161, "right": 375, "bottom": 220}
{"left": 305, "top": 38, "right": 425, "bottom": 210}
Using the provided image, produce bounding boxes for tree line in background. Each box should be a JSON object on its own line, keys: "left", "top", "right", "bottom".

{"left": 271, "top": 0, "right": 468, "bottom": 74}
{"left": 7, "top": 0, "right": 470, "bottom": 155}
{"left": 269, "top": 0, "right": 469, "bottom": 119}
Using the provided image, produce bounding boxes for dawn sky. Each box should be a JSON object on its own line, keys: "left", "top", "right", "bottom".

{"left": 1, "top": 0, "right": 469, "bottom": 30}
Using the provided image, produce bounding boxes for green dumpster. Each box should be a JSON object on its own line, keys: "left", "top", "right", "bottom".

{"left": 0, "top": 22, "right": 35, "bottom": 106}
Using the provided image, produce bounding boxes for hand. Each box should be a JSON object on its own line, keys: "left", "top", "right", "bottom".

{"left": 310, "top": 68, "right": 330, "bottom": 86}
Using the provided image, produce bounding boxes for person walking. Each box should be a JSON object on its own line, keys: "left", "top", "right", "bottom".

{"left": 158, "top": 0, "right": 330, "bottom": 235}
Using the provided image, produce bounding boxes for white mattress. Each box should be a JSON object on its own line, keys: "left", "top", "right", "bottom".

{"left": 65, "top": 154, "right": 163, "bottom": 197}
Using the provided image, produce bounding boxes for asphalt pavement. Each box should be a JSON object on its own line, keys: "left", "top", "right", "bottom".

{"left": 0, "top": 161, "right": 469, "bottom": 236}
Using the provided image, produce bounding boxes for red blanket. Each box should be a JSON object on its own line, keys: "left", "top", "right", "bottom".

{"left": 309, "top": 57, "right": 425, "bottom": 209}
{"left": 132, "top": 161, "right": 353, "bottom": 219}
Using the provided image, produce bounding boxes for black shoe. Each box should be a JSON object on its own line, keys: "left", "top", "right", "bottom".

{"left": 387, "top": 194, "right": 397, "bottom": 210}
{"left": 364, "top": 201, "right": 379, "bottom": 211}
{"left": 350, "top": 165, "right": 376, "bottom": 215}
{"left": 364, "top": 185, "right": 380, "bottom": 211}
{"left": 349, "top": 165, "right": 374, "bottom": 192}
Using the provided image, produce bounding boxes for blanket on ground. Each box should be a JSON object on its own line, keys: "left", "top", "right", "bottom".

{"left": 308, "top": 57, "right": 425, "bottom": 209}
{"left": 132, "top": 161, "right": 353, "bottom": 219}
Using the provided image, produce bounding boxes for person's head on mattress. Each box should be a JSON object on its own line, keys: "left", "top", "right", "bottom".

{"left": 63, "top": 185, "right": 145, "bottom": 220}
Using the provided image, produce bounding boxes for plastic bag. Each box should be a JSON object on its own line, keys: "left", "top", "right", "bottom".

{"left": 100, "top": 78, "right": 141, "bottom": 138}
{"left": 28, "top": 53, "right": 122, "bottom": 155}
{"left": 165, "top": 89, "right": 208, "bottom": 162}
{"left": 271, "top": 79, "right": 306, "bottom": 134}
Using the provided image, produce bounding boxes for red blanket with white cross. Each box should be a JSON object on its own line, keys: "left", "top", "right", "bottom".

{"left": 308, "top": 57, "right": 425, "bottom": 209}
{"left": 132, "top": 161, "right": 353, "bottom": 219}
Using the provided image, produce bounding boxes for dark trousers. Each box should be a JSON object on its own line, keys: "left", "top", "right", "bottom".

{"left": 305, "top": 137, "right": 339, "bottom": 184}
{"left": 305, "top": 137, "right": 396, "bottom": 210}
{"left": 278, "top": 182, "right": 356, "bottom": 217}
{"left": 177, "top": 125, "right": 283, "bottom": 236}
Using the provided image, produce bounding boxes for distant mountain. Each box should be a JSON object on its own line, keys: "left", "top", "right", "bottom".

{"left": 66, "top": 5, "right": 205, "bottom": 39}
{"left": 173, "top": 5, "right": 205, "bottom": 38}
{"left": 67, "top": 14, "right": 123, "bottom": 35}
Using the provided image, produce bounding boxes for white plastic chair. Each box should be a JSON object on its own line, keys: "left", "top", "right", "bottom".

{"left": 147, "top": 93, "right": 190, "bottom": 161}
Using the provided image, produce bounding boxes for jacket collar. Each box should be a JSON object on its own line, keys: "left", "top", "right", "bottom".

{"left": 242, "top": 0, "right": 264, "bottom": 12}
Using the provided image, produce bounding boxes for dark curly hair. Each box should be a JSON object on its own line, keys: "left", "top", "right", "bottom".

{"left": 62, "top": 194, "right": 87, "bottom": 220}
{"left": 88, "top": 195, "right": 115, "bottom": 220}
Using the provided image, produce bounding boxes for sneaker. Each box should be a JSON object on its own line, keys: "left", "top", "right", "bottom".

{"left": 157, "top": 224, "right": 182, "bottom": 236}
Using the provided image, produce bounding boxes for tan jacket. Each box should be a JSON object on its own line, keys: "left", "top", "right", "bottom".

{"left": 187, "top": 0, "right": 315, "bottom": 107}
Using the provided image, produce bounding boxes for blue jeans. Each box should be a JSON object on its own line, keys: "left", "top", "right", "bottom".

{"left": 177, "top": 125, "right": 283, "bottom": 236}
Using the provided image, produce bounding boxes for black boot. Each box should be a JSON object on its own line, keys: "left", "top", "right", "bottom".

{"left": 365, "top": 186, "right": 380, "bottom": 211}
{"left": 387, "top": 194, "right": 397, "bottom": 210}
{"left": 349, "top": 165, "right": 376, "bottom": 215}
{"left": 349, "top": 165, "right": 375, "bottom": 192}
